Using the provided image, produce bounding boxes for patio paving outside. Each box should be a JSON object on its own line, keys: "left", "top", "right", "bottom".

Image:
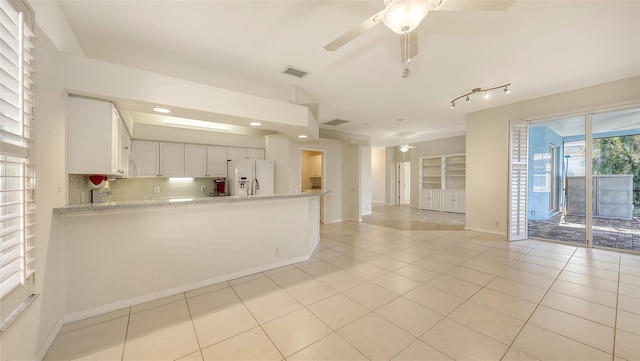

{"left": 528, "top": 213, "right": 640, "bottom": 252}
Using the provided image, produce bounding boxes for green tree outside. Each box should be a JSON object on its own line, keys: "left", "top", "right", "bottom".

{"left": 592, "top": 135, "right": 640, "bottom": 215}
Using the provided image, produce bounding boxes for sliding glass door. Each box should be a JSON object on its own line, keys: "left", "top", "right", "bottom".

{"left": 522, "top": 106, "right": 640, "bottom": 252}
{"left": 527, "top": 116, "right": 587, "bottom": 246}
{"left": 591, "top": 109, "right": 640, "bottom": 251}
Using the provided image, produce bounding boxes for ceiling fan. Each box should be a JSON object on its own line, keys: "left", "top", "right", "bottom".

{"left": 397, "top": 134, "right": 417, "bottom": 159}
{"left": 324, "top": 0, "right": 515, "bottom": 76}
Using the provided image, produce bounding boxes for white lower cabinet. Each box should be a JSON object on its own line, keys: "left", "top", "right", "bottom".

{"left": 419, "top": 189, "right": 442, "bottom": 211}
{"left": 442, "top": 190, "right": 465, "bottom": 213}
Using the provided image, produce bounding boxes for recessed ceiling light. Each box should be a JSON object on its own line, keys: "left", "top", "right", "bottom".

{"left": 153, "top": 107, "right": 171, "bottom": 114}
{"left": 298, "top": 135, "right": 308, "bottom": 139}
{"left": 249, "top": 122, "right": 262, "bottom": 126}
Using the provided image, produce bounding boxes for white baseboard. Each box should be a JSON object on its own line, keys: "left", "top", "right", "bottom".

{"left": 464, "top": 226, "right": 506, "bottom": 236}
{"left": 323, "top": 218, "right": 344, "bottom": 224}
{"left": 35, "top": 315, "right": 63, "bottom": 361}
{"left": 63, "top": 255, "right": 310, "bottom": 324}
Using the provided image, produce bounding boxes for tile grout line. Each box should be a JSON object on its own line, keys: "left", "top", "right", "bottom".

{"left": 119, "top": 307, "right": 132, "bottom": 361}
{"left": 182, "top": 292, "right": 206, "bottom": 360}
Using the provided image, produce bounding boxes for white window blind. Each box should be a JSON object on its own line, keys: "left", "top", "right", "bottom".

{"left": 0, "top": 0, "right": 35, "bottom": 299}
{"left": 508, "top": 120, "right": 528, "bottom": 241}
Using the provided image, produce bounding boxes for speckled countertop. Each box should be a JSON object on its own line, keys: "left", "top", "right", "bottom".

{"left": 53, "top": 191, "right": 330, "bottom": 214}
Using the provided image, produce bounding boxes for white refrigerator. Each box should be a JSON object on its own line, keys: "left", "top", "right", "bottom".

{"left": 227, "top": 159, "right": 274, "bottom": 196}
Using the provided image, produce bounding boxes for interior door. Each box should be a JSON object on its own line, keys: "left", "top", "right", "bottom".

{"left": 509, "top": 120, "right": 528, "bottom": 241}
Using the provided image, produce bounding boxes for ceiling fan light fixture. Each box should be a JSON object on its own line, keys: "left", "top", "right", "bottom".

{"left": 400, "top": 145, "right": 410, "bottom": 153}
{"left": 382, "top": 0, "right": 429, "bottom": 34}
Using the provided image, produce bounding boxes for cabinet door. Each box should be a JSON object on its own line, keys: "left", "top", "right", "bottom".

{"left": 455, "top": 190, "right": 466, "bottom": 213}
{"left": 184, "top": 144, "right": 207, "bottom": 177}
{"left": 431, "top": 190, "right": 442, "bottom": 211}
{"left": 68, "top": 96, "right": 117, "bottom": 175}
{"left": 132, "top": 140, "right": 159, "bottom": 177}
{"left": 120, "top": 123, "right": 132, "bottom": 178}
{"left": 159, "top": 143, "right": 185, "bottom": 177}
{"left": 246, "top": 148, "right": 265, "bottom": 160}
{"left": 206, "top": 146, "right": 228, "bottom": 177}
{"left": 227, "top": 147, "right": 247, "bottom": 160}
{"left": 110, "top": 107, "right": 121, "bottom": 175}
{"left": 309, "top": 155, "right": 322, "bottom": 177}
{"left": 442, "top": 190, "right": 455, "bottom": 212}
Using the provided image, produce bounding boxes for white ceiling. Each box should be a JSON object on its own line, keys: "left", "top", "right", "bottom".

{"left": 48, "top": 0, "right": 640, "bottom": 147}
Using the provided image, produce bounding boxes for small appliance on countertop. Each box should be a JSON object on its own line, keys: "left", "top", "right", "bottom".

{"left": 204, "top": 178, "right": 228, "bottom": 197}
{"left": 88, "top": 175, "right": 112, "bottom": 203}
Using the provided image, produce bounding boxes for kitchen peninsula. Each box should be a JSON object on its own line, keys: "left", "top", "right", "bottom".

{"left": 53, "top": 191, "right": 327, "bottom": 322}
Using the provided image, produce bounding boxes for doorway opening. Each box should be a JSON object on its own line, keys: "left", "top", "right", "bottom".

{"left": 510, "top": 107, "right": 640, "bottom": 252}
{"left": 301, "top": 149, "right": 324, "bottom": 223}
{"left": 396, "top": 162, "right": 411, "bottom": 205}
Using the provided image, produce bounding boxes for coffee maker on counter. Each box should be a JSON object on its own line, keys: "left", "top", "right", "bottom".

{"left": 89, "top": 175, "right": 112, "bottom": 203}
{"left": 210, "top": 178, "right": 227, "bottom": 196}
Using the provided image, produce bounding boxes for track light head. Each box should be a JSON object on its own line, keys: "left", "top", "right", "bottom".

{"left": 465, "top": 95, "right": 470, "bottom": 103}
{"left": 450, "top": 102, "right": 455, "bottom": 109}
{"left": 504, "top": 85, "right": 511, "bottom": 94}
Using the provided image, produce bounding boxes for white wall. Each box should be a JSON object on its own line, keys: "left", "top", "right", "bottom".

{"left": 371, "top": 147, "right": 386, "bottom": 204}
{"left": 0, "top": 27, "right": 67, "bottom": 361}
{"left": 265, "top": 136, "right": 352, "bottom": 224}
{"left": 360, "top": 144, "right": 372, "bottom": 216}
{"left": 343, "top": 144, "right": 361, "bottom": 221}
{"left": 57, "top": 197, "right": 319, "bottom": 319}
{"left": 466, "top": 76, "right": 640, "bottom": 235}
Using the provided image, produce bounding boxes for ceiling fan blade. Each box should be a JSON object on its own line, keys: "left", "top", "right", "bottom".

{"left": 434, "top": 0, "right": 515, "bottom": 12}
{"left": 324, "top": 10, "right": 384, "bottom": 51}
{"left": 399, "top": 30, "right": 419, "bottom": 63}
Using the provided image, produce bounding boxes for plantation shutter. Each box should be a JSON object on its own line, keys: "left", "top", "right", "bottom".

{"left": 0, "top": 0, "right": 35, "bottom": 299}
{"left": 508, "top": 120, "right": 528, "bottom": 241}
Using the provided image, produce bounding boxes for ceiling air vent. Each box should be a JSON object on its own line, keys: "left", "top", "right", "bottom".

{"left": 324, "top": 119, "right": 350, "bottom": 126}
{"left": 282, "top": 66, "right": 308, "bottom": 79}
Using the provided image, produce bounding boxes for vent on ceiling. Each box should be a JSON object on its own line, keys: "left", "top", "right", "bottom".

{"left": 324, "top": 119, "right": 350, "bottom": 126}
{"left": 282, "top": 66, "right": 308, "bottom": 78}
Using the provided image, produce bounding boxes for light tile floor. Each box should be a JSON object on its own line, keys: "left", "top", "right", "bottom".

{"left": 44, "top": 222, "right": 640, "bottom": 361}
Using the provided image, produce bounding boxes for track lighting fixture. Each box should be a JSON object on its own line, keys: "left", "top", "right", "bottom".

{"left": 450, "top": 83, "right": 511, "bottom": 109}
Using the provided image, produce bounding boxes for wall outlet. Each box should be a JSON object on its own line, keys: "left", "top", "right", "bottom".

{"left": 274, "top": 248, "right": 279, "bottom": 256}
{"left": 154, "top": 186, "right": 160, "bottom": 194}
{"left": 531, "top": 210, "right": 536, "bottom": 215}
{"left": 201, "top": 185, "right": 206, "bottom": 192}
{"left": 495, "top": 220, "right": 499, "bottom": 226}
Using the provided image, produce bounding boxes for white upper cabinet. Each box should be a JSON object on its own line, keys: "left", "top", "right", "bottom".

{"left": 68, "top": 96, "right": 129, "bottom": 177}
{"left": 206, "top": 146, "right": 227, "bottom": 177}
{"left": 246, "top": 148, "right": 265, "bottom": 160}
{"left": 132, "top": 140, "right": 159, "bottom": 177}
{"left": 309, "top": 154, "right": 322, "bottom": 177}
{"left": 159, "top": 143, "right": 185, "bottom": 177}
{"left": 228, "top": 147, "right": 265, "bottom": 160}
{"left": 120, "top": 122, "right": 132, "bottom": 178}
{"left": 226, "top": 147, "right": 247, "bottom": 160}
{"left": 184, "top": 144, "right": 207, "bottom": 177}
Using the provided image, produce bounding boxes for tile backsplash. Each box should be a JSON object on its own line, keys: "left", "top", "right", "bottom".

{"left": 68, "top": 174, "right": 222, "bottom": 204}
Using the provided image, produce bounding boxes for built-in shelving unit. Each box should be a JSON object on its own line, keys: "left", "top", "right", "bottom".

{"left": 419, "top": 154, "right": 466, "bottom": 213}
{"left": 421, "top": 157, "right": 442, "bottom": 190}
